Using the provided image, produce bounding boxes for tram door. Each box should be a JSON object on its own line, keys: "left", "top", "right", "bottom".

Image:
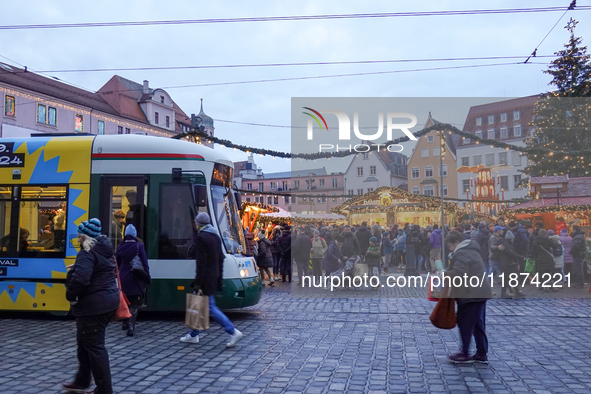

{"left": 99, "top": 176, "right": 147, "bottom": 249}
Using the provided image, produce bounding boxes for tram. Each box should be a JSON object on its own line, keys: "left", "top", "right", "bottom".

{"left": 0, "top": 134, "right": 261, "bottom": 312}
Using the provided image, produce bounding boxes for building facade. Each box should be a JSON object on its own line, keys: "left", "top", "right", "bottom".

{"left": 406, "top": 113, "right": 460, "bottom": 199}
{"left": 343, "top": 145, "right": 408, "bottom": 198}
{"left": 455, "top": 96, "right": 538, "bottom": 214}
{"left": 0, "top": 62, "right": 201, "bottom": 141}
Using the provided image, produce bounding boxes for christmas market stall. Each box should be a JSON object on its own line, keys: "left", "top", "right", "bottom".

{"left": 502, "top": 176, "right": 591, "bottom": 232}
{"left": 240, "top": 202, "right": 279, "bottom": 233}
{"left": 259, "top": 207, "right": 291, "bottom": 227}
{"left": 331, "top": 186, "right": 461, "bottom": 227}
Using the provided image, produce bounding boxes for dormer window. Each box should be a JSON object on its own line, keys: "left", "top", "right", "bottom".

{"left": 160, "top": 95, "right": 165, "bottom": 104}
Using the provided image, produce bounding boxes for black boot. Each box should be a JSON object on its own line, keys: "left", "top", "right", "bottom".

{"left": 127, "top": 307, "right": 138, "bottom": 336}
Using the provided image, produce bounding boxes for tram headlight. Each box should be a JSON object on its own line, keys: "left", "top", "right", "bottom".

{"left": 240, "top": 269, "right": 245, "bottom": 277}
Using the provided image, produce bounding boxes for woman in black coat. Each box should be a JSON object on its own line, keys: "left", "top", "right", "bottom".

{"left": 499, "top": 231, "right": 525, "bottom": 298}
{"left": 63, "top": 218, "right": 119, "bottom": 394}
{"left": 116, "top": 224, "right": 151, "bottom": 336}
{"left": 532, "top": 229, "right": 557, "bottom": 291}
{"left": 443, "top": 231, "right": 493, "bottom": 364}
{"left": 257, "top": 231, "right": 275, "bottom": 286}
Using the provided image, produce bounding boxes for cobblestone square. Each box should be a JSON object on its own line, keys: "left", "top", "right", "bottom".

{"left": 2, "top": 281, "right": 591, "bottom": 393}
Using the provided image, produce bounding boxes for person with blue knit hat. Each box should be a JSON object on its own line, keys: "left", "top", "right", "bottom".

{"left": 63, "top": 218, "right": 119, "bottom": 394}
{"left": 180, "top": 212, "right": 244, "bottom": 348}
{"left": 116, "top": 224, "right": 150, "bottom": 337}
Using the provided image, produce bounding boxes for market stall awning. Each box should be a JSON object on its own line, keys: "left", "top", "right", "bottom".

{"left": 506, "top": 196, "right": 591, "bottom": 209}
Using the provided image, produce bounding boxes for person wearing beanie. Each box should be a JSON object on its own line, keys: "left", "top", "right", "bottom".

{"left": 181, "top": 213, "right": 244, "bottom": 347}
{"left": 63, "top": 218, "right": 119, "bottom": 394}
{"left": 532, "top": 228, "right": 558, "bottom": 291}
{"left": 256, "top": 231, "right": 275, "bottom": 286}
{"left": 116, "top": 224, "right": 151, "bottom": 336}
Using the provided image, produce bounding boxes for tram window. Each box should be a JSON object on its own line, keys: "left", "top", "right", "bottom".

{"left": 159, "top": 184, "right": 202, "bottom": 259}
{"left": 211, "top": 185, "right": 246, "bottom": 255}
{"left": 0, "top": 187, "right": 13, "bottom": 252}
{"left": 17, "top": 186, "right": 67, "bottom": 256}
{"left": 108, "top": 185, "right": 146, "bottom": 248}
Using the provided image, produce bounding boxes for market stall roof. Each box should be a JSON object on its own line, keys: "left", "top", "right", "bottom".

{"left": 261, "top": 207, "right": 290, "bottom": 217}
{"left": 506, "top": 196, "right": 591, "bottom": 210}
{"left": 291, "top": 213, "right": 346, "bottom": 220}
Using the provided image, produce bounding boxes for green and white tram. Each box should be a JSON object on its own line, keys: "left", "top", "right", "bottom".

{"left": 0, "top": 134, "right": 261, "bottom": 312}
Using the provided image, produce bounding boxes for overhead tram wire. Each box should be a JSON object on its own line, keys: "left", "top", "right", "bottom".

{"left": 1, "top": 6, "right": 590, "bottom": 30}
{"left": 524, "top": 0, "right": 577, "bottom": 63}
{"left": 33, "top": 55, "right": 555, "bottom": 74}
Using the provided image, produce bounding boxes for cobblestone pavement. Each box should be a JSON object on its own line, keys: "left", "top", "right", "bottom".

{"left": 2, "top": 280, "right": 591, "bottom": 394}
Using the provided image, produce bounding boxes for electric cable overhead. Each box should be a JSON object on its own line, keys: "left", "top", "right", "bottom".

{"left": 524, "top": 0, "right": 577, "bottom": 63}
{"left": 1, "top": 6, "right": 589, "bottom": 30}
{"left": 33, "top": 55, "right": 555, "bottom": 74}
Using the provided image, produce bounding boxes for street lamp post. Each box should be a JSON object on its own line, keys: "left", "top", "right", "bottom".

{"left": 440, "top": 130, "right": 446, "bottom": 266}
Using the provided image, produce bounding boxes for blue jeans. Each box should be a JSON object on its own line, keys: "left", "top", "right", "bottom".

{"left": 189, "top": 296, "right": 235, "bottom": 337}
{"left": 417, "top": 254, "right": 425, "bottom": 272}
{"left": 488, "top": 260, "right": 502, "bottom": 277}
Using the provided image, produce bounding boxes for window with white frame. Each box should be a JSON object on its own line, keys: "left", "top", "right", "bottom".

{"left": 433, "top": 147, "right": 440, "bottom": 157}
{"left": 293, "top": 180, "right": 299, "bottom": 189}
{"left": 412, "top": 186, "right": 420, "bottom": 194}
{"left": 155, "top": 112, "right": 159, "bottom": 124}
{"left": 411, "top": 167, "right": 420, "bottom": 179}
{"left": 362, "top": 153, "right": 369, "bottom": 159}
{"left": 357, "top": 189, "right": 363, "bottom": 195}
{"left": 488, "top": 115, "right": 495, "bottom": 124}
{"left": 348, "top": 190, "right": 354, "bottom": 195}
{"left": 421, "top": 148, "right": 429, "bottom": 158}
{"left": 267, "top": 196, "right": 272, "bottom": 205}
{"left": 367, "top": 188, "right": 373, "bottom": 193}
{"left": 487, "top": 129, "right": 495, "bottom": 139}
{"left": 513, "top": 110, "right": 521, "bottom": 120}
{"left": 425, "top": 166, "right": 434, "bottom": 178}
{"left": 512, "top": 151, "right": 521, "bottom": 166}
{"left": 125, "top": 127, "right": 131, "bottom": 134}
{"left": 246, "top": 183, "right": 252, "bottom": 191}
{"left": 427, "top": 135, "right": 434, "bottom": 143}
{"left": 485, "top": 153, "right": 495, "bottom": 166}
{"left": 332, "top": 178, "right": 338, "bottom": 188}
{"left": 473, "top": 155, "right": 482, "bottom": 165}
{"left": 461, "top": 156, "right": 469, "bottom": 166}
{"left": 476, "top": 117, "right": 482, "bottom": 126}
{"left": 464, "top": 137, "right": 471, "bottom": 144}
{"left": 513, "top": 174, "right": 522, "bottom": 189}
{"left": 357, "top": 167, "right": 363, "bottom": 176}
{"left": 442, "top": 184, "right": 448, "bottom": 197}
{"left": 438, "top": 164, "right": 448, "bottom": 177}
{"left": 370, "top": 166, "right": 376, "bottom": 175}
{"left": 97, "top": 120, "right": 105, "bottom": 135}
{"left": 462, "top": 179, "right": 470, "bottom": 193}
{"left": 319, "top": 179, "right": 325, "bottom": 187}
{"left": 500, "top": 127, "right": 508, "bottom": 139}
{"left": 499, "top": 152, "right": 508, "bottom": 166}
{"left": 423, "top": 186, "right": 434, "bottom": 196}
{"left": 284, "top": 196, "right": 290, "bottom": 204}
{"left": 500, "top": 113, "right": 507, "bottom": 122}
{"left": 332, "top": 193, "right": 337, "bottom": 202}
{"left": 513, "top": 124, "right": 522, "bottom": 137}
{"left": 258, "top": 182, "right": 264, "bottom": 192}
{"left": 270, "top": 182, "right": 277, "bottom": 190}
{"left": 475, "top": 130, "right": 483, "bottom": 140}
{"left": 117, "top": 126, "right": 123, "bottom": 134}
{"left": 281, "top": 181, "right": 288, "bottom": 191}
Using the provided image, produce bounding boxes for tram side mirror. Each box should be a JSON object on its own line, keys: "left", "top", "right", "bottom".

{"left": 193, "top": 184, "right": 208, "bottom": 207}
{"left": 234, "top": 191, "right": 242, "bottom": 208}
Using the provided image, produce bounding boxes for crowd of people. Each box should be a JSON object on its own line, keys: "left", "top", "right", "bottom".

{"left": 253, "top": 219, "right": 590, "bottom": 296}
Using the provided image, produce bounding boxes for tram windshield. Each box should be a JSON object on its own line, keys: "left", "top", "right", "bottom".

{"left": 210, "top": 185, "right": 246, "bottom": 255}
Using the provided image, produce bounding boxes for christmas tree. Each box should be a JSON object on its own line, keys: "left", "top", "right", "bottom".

{"left": 524, "top": 18, "right": 591, "bottom": 177}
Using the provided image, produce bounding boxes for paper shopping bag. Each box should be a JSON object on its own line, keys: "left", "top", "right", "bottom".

{"left": 185, "top": 292, "right": 209, "bottom": 330}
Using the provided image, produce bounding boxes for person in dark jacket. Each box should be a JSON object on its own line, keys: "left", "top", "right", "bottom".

{"left": 116, "top": 224, "right": 151, "bottom": 336}
{"left": 340, "top": 225, "right": 360, "bottom": 261}
{"left": 429, "top": 225, "right": 443, "bottom": 268}
{"left": 180, "top": 213, "right": 244, "bottom": 347}
{"left": 532, "top": 229, "right": 557, "bottom": 291}
{"left": 405, "top": 225, "right": 423, "bottom": 276}
{"left": 292, "top": 228, "right": 313, "bottom": 285}
{"left": 527, "top": 222, "right": 544, "bottom": 258}
{"left": 323, "top": 238, "right": 344, "bottom": 275}
{"left": 276, "top": 226, "right": 293, "bottom": 283}
{"left": 257, "top": 231, "right": 275, "bottom": 286}
{"left": 475, "top": 223, "right": 490, "bottom": 271}
{"left": 570, "top": 225, "right": 587, "bottom": 288}
{"left": 443, "top": 231, "right": 493, "bottom": 364}
{"left": 62, "top": 218, "right": 119, "bottom": 394}
{"left": 355, "top": 222, "right": 372, "bottom": 255}
{"left": 271, "top": 226, "right": 282, "bottom": 280}
{"left": 499, "top": 231, "right": 525, "bottom": 298}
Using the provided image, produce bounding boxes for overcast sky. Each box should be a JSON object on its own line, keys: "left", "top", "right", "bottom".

{"left": 2, "top": 1, "right": 590, "bottom": 174}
